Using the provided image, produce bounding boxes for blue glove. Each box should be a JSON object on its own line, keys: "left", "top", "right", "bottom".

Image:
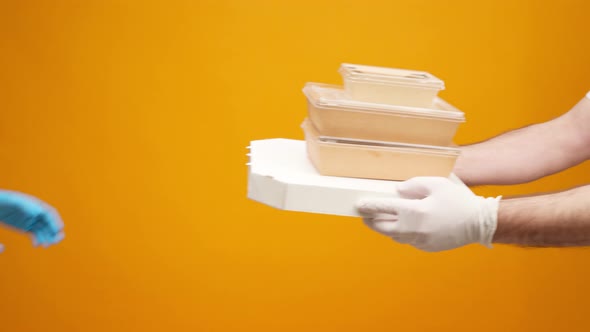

{"left": 0, "top": 190, "right": 64, "bottom": 251}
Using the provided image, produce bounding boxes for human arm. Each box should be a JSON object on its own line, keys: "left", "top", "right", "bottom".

{"left": 357, "top": 177, "right": 590, "bottom": 252}
{"left": 494, "top": 184, "right": 590, "bottom": 246}
{"left": 453, "top": 92, "right": 590, "bottom": 186}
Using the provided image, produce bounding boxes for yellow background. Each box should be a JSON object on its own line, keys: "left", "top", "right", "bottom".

{"left": 1, "top": 0, "right": 590, "bottom": 331}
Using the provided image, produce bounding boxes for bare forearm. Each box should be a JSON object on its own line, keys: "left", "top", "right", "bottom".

{"left": 493, "top": 185, "right": 590, "bottom": 246}
{"left": 454, "top": 123, "right": 568, "bottom": 185}
{"left": 454, "top": 95, "right": 590, "bottom": 186}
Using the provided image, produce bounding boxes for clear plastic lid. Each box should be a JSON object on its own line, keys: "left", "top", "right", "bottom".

{"left": 303, "top": 83, "right": 464, "bottom": 121}
{"left": 319, "top": 136, "right": 460, "bottom": 156}
{"left": 302, "top": 119, "right": 460, "bottom": 156}
{"left": 339, "top": 63, "right": 445, "bottom": 90}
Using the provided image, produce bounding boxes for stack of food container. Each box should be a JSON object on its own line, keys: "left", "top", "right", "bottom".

{"left": 301, "top": 63, "right": 465, "bottom": 181}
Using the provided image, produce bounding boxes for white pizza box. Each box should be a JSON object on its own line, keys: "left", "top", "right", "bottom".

{"left": 247, "top": 138, "right": 465, "bottom": 217}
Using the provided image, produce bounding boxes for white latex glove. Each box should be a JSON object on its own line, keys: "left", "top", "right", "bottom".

{"left": 357, "top": 177, "right": 501, "bottom": 252}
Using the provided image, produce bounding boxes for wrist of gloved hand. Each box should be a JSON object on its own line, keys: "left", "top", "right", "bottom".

{"left": 357, "top": 177, "right": 501, "bottom": 252}
{"left": 476, "top": 195, "right": 501, "bottom": 248}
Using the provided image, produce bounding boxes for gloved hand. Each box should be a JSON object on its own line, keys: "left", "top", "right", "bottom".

{"left": 357, "top": 177, "right": 500, "bottom": 252}
{"left": 0, "top": 190, "right": 64, "bottom": 251}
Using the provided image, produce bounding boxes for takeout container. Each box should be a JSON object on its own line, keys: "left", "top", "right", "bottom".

{"left": 301, "top": 118, "right": 460, "bottom": 181}
{"left": 303, "top": 82, "right": 464, "bottom": 146}
{"left": 339, "top": 63, "right": 445, "bottom": 107}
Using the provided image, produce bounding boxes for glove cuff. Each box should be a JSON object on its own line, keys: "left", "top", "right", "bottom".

{"left": 478, "top": 195, "right": 502, "bottom": 248}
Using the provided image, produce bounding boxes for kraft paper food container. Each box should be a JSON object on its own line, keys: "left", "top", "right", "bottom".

{"left": 301, "top": 119, "right": 460, "bottom": 181}
{"left": 303, "top": 83, "right": 464, "bottom": 146}
{"left": 339, "top": 63, "right": 445, "bottom": 107}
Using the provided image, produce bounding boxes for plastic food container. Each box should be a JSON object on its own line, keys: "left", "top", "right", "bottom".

{"left": 339, "top": 63, "right": 445, "bottom": 107}
{"left": 303, "top": 83, "right": 464, "bottom": 146}
{"left": 302, "top": 119, "right": 460, "bottom": 181}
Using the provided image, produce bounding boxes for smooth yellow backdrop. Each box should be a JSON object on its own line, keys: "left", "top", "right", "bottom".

{"left": 1, "top": 0, "right": 590, "bottom": 331}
